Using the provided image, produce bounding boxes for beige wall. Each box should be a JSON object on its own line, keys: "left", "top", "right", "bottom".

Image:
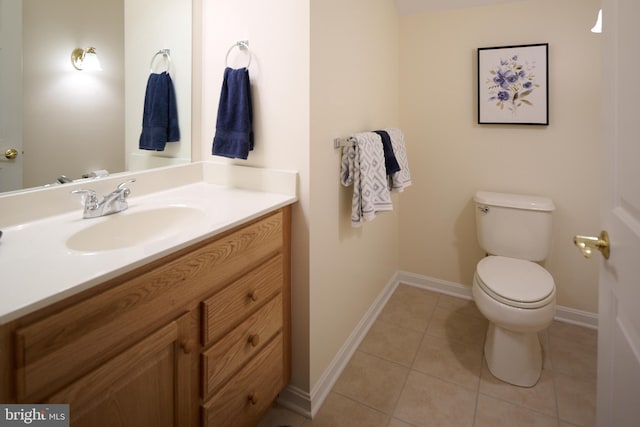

{"left": 199, "top": 0, "right": 400, "bottom": 395}
{"left": 197, "top": 0, "right": 602, "bottom": 402}
{"left": 398, "top": 0, "right": 602, "bottom": 312}
{"left": 22, "top": 0, "right": 124, "bottom": 187}
{"left": 309, "top": 0, "right": 401, "bottom": 388}
{"left": 199, "top": 0, "right": 312, "bottom": 391}
{"left": 124, "top": 0, "right": 192, "bottom": 170}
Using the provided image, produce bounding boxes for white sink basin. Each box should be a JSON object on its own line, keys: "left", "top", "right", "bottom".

{"left": 66, "top": 206, "right": 208, "bottom": 252}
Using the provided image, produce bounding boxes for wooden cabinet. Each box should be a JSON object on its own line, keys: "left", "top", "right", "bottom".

{"left": 202, "top": 334, "right": 285, "bottom": 427}
{"left": 200, "top": 255, "right": 288, "bottom": 427}
{"left": 0, "top": 207, "right": 291, "bottom": 426}
{"left": 46, "top": 313, "right": 192, "bottom": 427}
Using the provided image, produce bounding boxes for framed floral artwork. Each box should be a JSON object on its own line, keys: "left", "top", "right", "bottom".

{"left": 478, "top": 43, "right": 549, "bottom": 125}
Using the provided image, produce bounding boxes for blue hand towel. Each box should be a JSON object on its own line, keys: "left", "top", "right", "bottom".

{"left": 373, "top": 130, "right": 401, "bottom": 176}
{"left": 139, "top": 72, "right": 180, "bottom": 151}
{"left": 212, "top": 67, "right": 254, "bottom": 159}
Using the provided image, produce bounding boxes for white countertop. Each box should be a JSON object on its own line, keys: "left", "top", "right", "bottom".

{"left": 0, "top": 163, "right": 297, "bottom": 324}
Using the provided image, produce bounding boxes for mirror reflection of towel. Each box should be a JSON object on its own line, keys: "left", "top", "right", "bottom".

{"left": 212, "top": 67, "right": 254, "bottom": 159}
{"left": 139, "top": 72, "right": 180, "bottom": 151}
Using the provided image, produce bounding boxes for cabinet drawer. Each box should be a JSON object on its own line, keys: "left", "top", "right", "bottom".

{"left": 202, "top": 294, "right": 282, "bottom": 396}
{"left": 202, "top": 255, "right": 283, "bottom": 345}
{"left": 13, "top": 210, "right": 284, "bottom": 401}
{"left": 202, "top": 333, "right": 284, "bottom": 427}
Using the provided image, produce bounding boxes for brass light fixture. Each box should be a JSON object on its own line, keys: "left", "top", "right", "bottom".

{"left": 71, "top": 47, "right": 102, "bottom": 71}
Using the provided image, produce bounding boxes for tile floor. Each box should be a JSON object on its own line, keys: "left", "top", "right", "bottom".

{"left": 258, "top": 284, "right": 598, "bottom": 427}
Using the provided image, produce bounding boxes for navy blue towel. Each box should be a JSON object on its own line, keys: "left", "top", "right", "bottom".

{"left": 139, "top": 72, "right": 180, "bottom": 151}
{"left": 212, "top": 67, "right": 254, "bottom": 159}
{"left": 373, "top": 130, "right": 401, "bottom": 175}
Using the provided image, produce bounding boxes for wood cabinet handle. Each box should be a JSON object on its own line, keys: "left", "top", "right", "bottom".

{"left": 248, "top": 392, "right": 258, "bottom": 405}
{"left": 248, "top": 290, "right": 258, "bottom": 301}
{"left": 180, "top": 339, "right": 196, "bottom": 354}
{"left": 248, "top": 334, "right": 260, "bottom": 347}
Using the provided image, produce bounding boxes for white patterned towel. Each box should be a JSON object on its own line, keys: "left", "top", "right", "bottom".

{"left": 385, "top": 128, "right": 412, "bottom": 192}
{"left": 340, "top": 132, "right": 393, "bottom": 227}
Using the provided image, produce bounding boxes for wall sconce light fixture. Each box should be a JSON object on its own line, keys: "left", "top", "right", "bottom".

{"left": 71, "top": 47, "right": 103, "bottom": 71}
{"left": 591, "top": 9, "right": 602, "bottom": 33}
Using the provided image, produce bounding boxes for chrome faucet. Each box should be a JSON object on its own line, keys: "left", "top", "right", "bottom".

{"left": 71, "top": 179, "right": 136, "bottom": 219}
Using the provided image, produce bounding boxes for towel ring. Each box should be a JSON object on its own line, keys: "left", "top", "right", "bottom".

{"left": 150, "top": 49, "right": 171, "bottom": 73}
{"left": 225, "top": 40, "right": 251, "bottom": 69}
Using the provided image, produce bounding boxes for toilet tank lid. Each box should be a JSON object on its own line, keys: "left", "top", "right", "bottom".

{"left": 474, "top": 191, "right": 555, "bottom": 212}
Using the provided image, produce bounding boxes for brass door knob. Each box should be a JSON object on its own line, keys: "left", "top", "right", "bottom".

{"left": 573, "top": 230, "right": 610, "bottom": 260}
{"left": 4, "top": 148, "right": 18, "bottom": 160}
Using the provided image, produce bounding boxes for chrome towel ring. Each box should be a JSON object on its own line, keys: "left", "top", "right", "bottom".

{"left": 225, "top": 40, "right": 251, "bottom": 69}
{"left": 150, "top": 49, "right": 171, "bottom": 73}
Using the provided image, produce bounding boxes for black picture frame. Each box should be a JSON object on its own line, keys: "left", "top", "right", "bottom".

{"left": 477, "top": 43, "right": 549, "bottom": 125}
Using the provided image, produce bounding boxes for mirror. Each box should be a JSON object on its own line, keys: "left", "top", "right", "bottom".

{"left": 0, "top": 0, "right": 192, "bottom": 193}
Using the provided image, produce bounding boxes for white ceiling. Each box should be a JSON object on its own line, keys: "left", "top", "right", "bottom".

{"left": 395, "top": 0, "right": 524, "bottom": 15}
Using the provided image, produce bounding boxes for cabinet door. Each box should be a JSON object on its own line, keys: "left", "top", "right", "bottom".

{"left": 46, "top": 313, "right": 192, "bottom": 427}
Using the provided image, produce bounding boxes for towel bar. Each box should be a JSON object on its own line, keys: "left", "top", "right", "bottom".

{"left": 225, "top": 40, "right": 252, "bottom": 69}
{"left": 333, "top": 138, "right": 351, "bottom": 149}
{"left": 150, "top": 49, "right": 171, "bottom": 73}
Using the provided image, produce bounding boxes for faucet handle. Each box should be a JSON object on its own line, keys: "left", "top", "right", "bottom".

{"left": 117, "top": 179, "right": 136, "bottom": 191}
{"left": 71, "top": 189, "right": 99, "bottom": 209}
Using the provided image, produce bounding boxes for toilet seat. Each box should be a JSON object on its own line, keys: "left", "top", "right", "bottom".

{"left": 476, "top": 256, "right": 555, "bottom": 309}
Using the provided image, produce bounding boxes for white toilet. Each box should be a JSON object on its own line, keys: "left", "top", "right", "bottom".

{"left": 472, "top": 191, "right": 556, "bottom": 387}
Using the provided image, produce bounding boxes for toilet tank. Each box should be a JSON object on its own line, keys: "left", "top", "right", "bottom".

{"left": 474, "top": 191, "right": 555, "bottom": 261}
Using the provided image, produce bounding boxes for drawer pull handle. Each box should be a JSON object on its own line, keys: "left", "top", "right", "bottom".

{"left": 248, "top": 290, "right": 258, "bottom": 302}
{"left": 248, "top": 392, "right": 258, "bottom": 405}
{"left": 248, "top": 334, "right": 260, "bottom": 347}
{"left": 180, "top": 339, "right": 196, "bottom": 354}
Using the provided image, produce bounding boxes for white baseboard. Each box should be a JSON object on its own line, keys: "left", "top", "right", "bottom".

{"left": 397, "top": 270, "right": 598, "bottom": 329}
{"left": 276, "top": 385, "right": 312, "bottom": 419}
{"left": 278, "top": 274, "right": 399, "bottom": 418}
{"left": 278, "top": 270, "right": 598, "bottom": 417}
{"left": 396, "top": 270, "right": 473, "bottom": 300}
{"left": 553, "top": 305, "right": 598, "bottom": 329}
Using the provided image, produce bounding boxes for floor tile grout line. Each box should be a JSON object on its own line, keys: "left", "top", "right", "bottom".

{"left": 391, "top": 291, "right": 486, "bottom": 426}
{"left": 379, "top": 291, "right": 435, "bottom": 425}
{"left": 292, "top": 286, "right": 596, "bottom": 427}
{"left": 544, "top": 330, "right": 564, "bottom": 424}
{"left": 547, "top": 327, "right": 597, "bottom": 425}
{"left": 479, "top": 360, "right": 563, "bottom": 421}
{"left": 474, "top": 389, "right": 566, "bottom": 424}
{"left": 369, "top": 289, "right": 488, "bottom": 425}
{"left": 547, "top": 334, "right": 599, "bottom": 384}
{"left": 336, "top": 348, "right": 415, "bottom": 418}
{"left": 387, "top": 365, "right": 413, "bottom": 425}
{"left": 392, "top": 316, "right": 430, "bottom": 424}
{"left": 469, "top": 328, "right": 487, "bottom": 427}
{"left": 329, "top": 388, "right": 392, "bottom": 418}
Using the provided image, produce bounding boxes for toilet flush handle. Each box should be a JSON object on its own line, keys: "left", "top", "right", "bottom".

{"left": 477, "top": 205, "right": 489, "bottom": 214}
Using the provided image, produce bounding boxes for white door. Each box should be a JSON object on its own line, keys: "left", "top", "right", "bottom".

{"left": 0, "top": 0, "right": 23, "bottom": 192}
{"left": 595, "top": 0, "right": 640, "bottom": 425}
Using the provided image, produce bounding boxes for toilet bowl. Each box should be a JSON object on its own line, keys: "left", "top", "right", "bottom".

{"left": 472, "top": 190, "right": 556, "bottom": 387}
{"left": 472, "top": 255, "right": 555, "bottom": 387}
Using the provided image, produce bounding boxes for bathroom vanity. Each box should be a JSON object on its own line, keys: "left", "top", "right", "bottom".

{"left": 0, "top": 162, "right": 297, "bottom": 426}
